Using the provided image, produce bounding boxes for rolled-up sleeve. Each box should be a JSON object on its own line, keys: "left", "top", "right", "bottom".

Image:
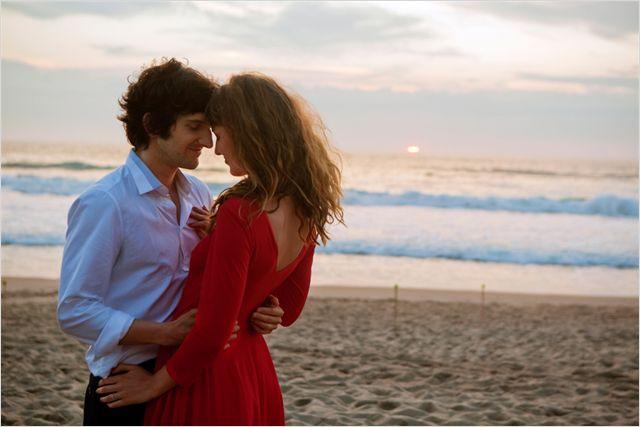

{"left": 57, "top": 189, "right": 135, "bottom": 361}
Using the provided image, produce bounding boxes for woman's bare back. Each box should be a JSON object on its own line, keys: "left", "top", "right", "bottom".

{"left": 265, "top": 197, "right": 309, "bottom": 271}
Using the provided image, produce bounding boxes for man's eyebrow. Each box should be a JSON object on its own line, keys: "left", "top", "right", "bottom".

{"left": 186, "top": 119, "right": 208, "bottom": 125}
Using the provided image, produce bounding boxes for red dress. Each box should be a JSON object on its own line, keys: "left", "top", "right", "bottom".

{"left": 144, "top": 197, "right": 314, "bottom": 425}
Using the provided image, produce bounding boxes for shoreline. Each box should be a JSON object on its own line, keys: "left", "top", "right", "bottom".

{"left": 2, "top": 276, "right": 637, "bottom": 307}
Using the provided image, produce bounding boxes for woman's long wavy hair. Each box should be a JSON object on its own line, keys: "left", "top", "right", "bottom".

{"left": 207, "top": 73, "right": 344, "bottom": 245}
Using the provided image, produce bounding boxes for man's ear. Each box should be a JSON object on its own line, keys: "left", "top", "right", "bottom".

{"left": 142, "top": 113, "right": 156, "bottom": 137}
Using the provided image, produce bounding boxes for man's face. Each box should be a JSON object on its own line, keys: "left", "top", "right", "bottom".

{"left": 155, "top": 113, "right": 213, "bottom": 170}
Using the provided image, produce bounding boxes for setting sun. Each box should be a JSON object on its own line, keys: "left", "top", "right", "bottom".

{"left": 407, "top": 145, "right": 420, "bottom": 154}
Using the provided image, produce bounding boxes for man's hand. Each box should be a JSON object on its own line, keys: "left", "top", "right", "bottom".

{"left": 250, "top": 295, "right": 284, "bottom": 335}
{"left": 188, "top": 205, "right": 213, "bottom": 239}
{"left": 161, "top": 309, "right": 239, "bottom": 348}
{"left": 160, "top": 309, "right": 197, "bottom": 346}
{"left": 224, "top": 322, "right": 240, "bottom": 350}
{"left": 96, "top": 364, "right": 157, "bottom": 408}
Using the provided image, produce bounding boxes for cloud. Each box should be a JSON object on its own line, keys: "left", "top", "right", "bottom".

{"left": 459, "top": 1, "right": 638, "bottom": 39}
{"left": 194, "top": 2, "right": 432, "bottom": 53}
{"left": 91, "top": 44, "right": 148, "bottom": 56}
{"left": 4, "top": 59, "right": 637, "bottom": 160}
{"left": 2, "top": 1, "right": 635, "bottom": 96}
{"left": 2, "top": 1, "right": 176, "bottom": 19}
{"left": 267, "top": 3, "right": 429, "bottom": 49}
{"left": 518, "top": 72, "right": 638, "bottom": 93}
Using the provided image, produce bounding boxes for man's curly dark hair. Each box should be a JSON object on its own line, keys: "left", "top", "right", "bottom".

{"left": 118, "top": 58, "right": 217, "bottom": 150}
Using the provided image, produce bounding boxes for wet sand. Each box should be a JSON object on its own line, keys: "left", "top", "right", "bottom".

{"left": 1, "top": 277, "right": 638, "bottom": 425}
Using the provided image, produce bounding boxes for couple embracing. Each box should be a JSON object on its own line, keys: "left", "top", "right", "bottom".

{"left": 57, "top": 58, "right": 343, "bottom": 425}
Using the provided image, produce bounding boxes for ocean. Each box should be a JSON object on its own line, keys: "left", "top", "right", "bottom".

{"left": 2, "top": 141, "right": 638, "bottom": 297}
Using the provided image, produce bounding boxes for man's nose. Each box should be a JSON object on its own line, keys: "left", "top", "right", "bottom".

{"left": 200, "top": 132, "right": 213, "bottom": 148}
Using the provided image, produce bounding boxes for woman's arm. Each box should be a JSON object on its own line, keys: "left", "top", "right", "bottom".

{"left": 270, "top": 245, "right": 315, "bottom": 327}
{"left": 97, "top": 364, "right": 175, "bottom": 408}
{"left": 164, "top": 200, "right": 253, "bottom": 386}
{"left": 95, "top": 201, "right": 251, "bottom": 406}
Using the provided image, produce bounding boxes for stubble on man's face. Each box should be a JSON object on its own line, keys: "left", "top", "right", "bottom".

{"left": 158, "top": 113, "right": 213, "bottom": 170}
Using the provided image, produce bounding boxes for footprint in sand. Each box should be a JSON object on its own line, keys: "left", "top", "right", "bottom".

{"left": 575, "top": 387, "right": 590, "bottom": 395}
{"left": 544, "top": 406, "right": 569, "bottom": 417}
{"left": 430, "top": 371, "right": 453, "bottom": 383}
{"left": 354, "top": 399, "right": 377, "bottom": 408}
{"left": 419, "top": 401, "right": 437, "bottom": 412}
{"left": 487, "top": 411, "right": 509, "bottom": 422}
{"left": 294, "top": 398, "right": 312, "bottom": 407}
{"left": 377, "top": 400, "right": 400, "bottom": 411}
{"left": 371, "top": 388, "right": 391, "bottom": 397}
{"left": 337, "top": 394, "right": 355, "bottom": 405}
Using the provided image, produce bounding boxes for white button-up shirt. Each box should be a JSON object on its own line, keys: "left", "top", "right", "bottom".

{"left": 58, "top": 150, "right": 212, "bottom": 377}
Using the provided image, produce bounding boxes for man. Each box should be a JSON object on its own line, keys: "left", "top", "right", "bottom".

{"left": 57, "top": 58, "right": 284, "bottom": 425}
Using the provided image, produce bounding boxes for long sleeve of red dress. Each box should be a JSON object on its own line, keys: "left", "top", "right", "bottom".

{"left": 272, "top": 245, "right": 315, "bottom": 327}
{"left": 165, "top": 200, "right": 253, "bottom": 387}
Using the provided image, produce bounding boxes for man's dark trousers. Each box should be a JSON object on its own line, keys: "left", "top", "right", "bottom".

{"left": 83, "top": 358, "right": 156, "bottom": 426}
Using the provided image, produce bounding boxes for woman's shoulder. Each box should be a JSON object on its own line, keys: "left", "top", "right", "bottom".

{"left": 219, "top": 196, "right": 258, "bottom": 211}
{"left": 217, "top": 197, "right": 262, "bottom": 225}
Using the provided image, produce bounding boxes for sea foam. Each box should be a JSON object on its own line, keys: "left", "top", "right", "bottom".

{"left": 3, "top": 175, "right": 637, "bottom": 218}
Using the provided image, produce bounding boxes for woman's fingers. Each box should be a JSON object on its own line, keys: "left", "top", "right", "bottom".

{"left": 190, "top": 206, "right": 212, "bottom": 218}
{"left": 189, "top": 211, "right": 209, "bottom": 221}
{"left": 191, "top": 206, "right": 208, "bottom": 214}
{"left": 189, "top": 207, "right": 206, "bottom": 214}
{"left": 188, "top": 220, "right": 209, "bottom": 228}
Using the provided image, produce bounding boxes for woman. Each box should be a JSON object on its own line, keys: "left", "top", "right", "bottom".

{"left": 96, "top": 73, "right": 343, "bottom": 425}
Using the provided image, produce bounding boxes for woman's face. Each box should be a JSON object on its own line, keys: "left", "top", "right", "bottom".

{"left": 213, "top": 125, "right": 247, "bottom": 177}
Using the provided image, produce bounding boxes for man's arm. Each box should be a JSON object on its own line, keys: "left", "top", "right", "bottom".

{"left": 58, "top": 190, "right": 202, "bottom": 352}
{"left": 250, "top": 295, "right": 284, "bottom": 334}
{"left": 119, "top": 310, "right": 196, "bottom": 346}
{"left": 58, "top": 190, "right": 163, "bottom": 361}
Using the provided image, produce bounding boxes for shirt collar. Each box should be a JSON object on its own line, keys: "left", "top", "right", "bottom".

{"left": 126, "top": 150, "right": 194, "bottom": 196}
{"left": 126, "top": 150, "right": 163, "bottom": 195}
{"left": 174, "top": 168, "right": 193, "bottom": 195}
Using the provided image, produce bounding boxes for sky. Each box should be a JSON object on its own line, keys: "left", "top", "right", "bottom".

{"left": 1, "top": 1, "right": 638, "bottom": 160}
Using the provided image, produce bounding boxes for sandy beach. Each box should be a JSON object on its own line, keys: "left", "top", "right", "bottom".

{"left": 1, "top": 277, "right": 638, "bottom": 426}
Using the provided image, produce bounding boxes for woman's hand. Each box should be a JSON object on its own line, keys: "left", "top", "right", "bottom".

{"left": 188, "top": 205, "right": 213, "bottom": 239}
{"left": 96, "top": 364, "right": 158, "bottom": 408}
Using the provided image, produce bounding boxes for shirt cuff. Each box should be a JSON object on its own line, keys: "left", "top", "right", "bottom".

{"left": 91, "top": 309, "right": 135, "bottom": 361}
